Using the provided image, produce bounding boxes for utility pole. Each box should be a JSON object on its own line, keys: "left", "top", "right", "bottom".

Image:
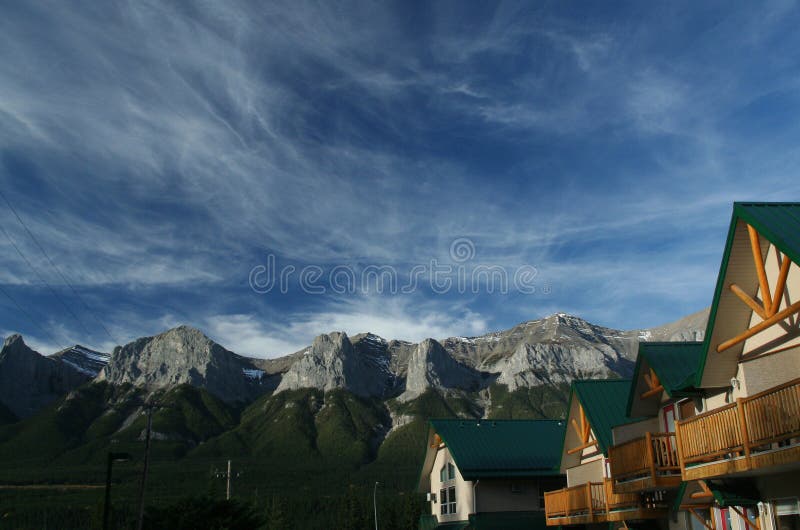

{"left": 373, "top": 481, "right": 380, "bottom": 530}
{"left": 226, "top": 459, "right": 232, "bottom": 500}
{"left": 136, "top": 404, "right": 154, "bottom": 530}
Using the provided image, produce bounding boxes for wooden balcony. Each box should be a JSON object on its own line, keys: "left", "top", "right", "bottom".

{"left": 544, "top": 479, "right": 668, "bottom": 526}
{"left": 676, "top": 378, "right": 800, "bottom": 481}
{"left": 608, "top": 432, "right": 682, "bottom": 493}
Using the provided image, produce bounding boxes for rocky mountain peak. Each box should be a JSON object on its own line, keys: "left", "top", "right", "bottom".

{"left": 276, "top": 331, "right": 392, "bottom": 398}
{"left": 0, "top": 334, "right": 90, "bottom": 418}
{"left": 98, "top": 325, "right": 269, "bottom": 403}
{"left": 52, "top": 344, "right": 110, "bottom": 378}
{"left": 399, "top": 338, "right": 490, "bottom": 401}
{"left": 1, "top": 334, "right": 31, "bottom": 357}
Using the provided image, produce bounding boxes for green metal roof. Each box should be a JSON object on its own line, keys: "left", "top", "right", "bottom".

{"left": 571, "top": 379, "right": 640, "bottom": 455}
{"left": 429, "top": 419, "right": 565, "bottom": 480}
{"left": 697, "top": 202, "right": 800, "bottom": 387}
{"left": 627, "top": 342, "right": 703, "bottom": 416}
{"left": 673, "top": 481, "right": 760, "bottom": 512}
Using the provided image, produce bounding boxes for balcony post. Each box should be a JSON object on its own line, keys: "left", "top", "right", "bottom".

{"left": 646, "top": 431, "right": 657, "bottom": 479}
{"left": 736, "top": 398, "right": 751, "bottom": 466}
{"left": 565, "top": 488, "right": 571, "bottom": 516}
{"left": 674, "top": 420, "right": 686, "bottom": 477}
{"left": 588, "top": 484, "right": 595, "bottom": 517}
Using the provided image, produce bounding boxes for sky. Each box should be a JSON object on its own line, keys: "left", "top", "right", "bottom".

{"left": 2, "top": 1, "right": 800, "bottom": 357}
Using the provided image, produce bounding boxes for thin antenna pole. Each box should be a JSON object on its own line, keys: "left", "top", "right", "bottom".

{"left": 226, "top": 460, "right": 232, "bottom": 500}
{"left": 136, "top": 405, "right": 153, "bottom": 530}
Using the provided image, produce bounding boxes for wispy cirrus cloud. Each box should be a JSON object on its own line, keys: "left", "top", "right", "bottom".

{"left": 2, "top": 1, "right": 800, "bottom": 353}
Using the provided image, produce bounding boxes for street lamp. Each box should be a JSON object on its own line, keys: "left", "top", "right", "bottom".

{"left": 103, "top": 451, "right": 132, "bottom": 530}
{"left": 373, "top": 481, "right": 380, "bottom": 530}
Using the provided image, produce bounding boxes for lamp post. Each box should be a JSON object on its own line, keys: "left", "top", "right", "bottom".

{"left": 103, "top": 451, "right": 132, "bottom": 530}
{"left": 373, "top": 481, "right": 380, "bottom": 530}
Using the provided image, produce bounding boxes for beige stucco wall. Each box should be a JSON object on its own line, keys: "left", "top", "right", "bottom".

{"left": 738, "top": 346, "right": 800, "bottom": 396}
{"left": 703, "top": 389, "right": 730, "bottom": 411}
{"left": 474, "top": 478, "right": 542, "bottom": 513}
{"left": 561, "top": 395, "right": 603, "bottom": 471}
{"left": 612, "top": 417, "right": 660, "bottom": 445}
{"left": 702, "top": 227, "right": 800, "bottom": 388}
{"left": 565, "top": 458, "right": 604, "bottom": 487}
{"left": 429, "top": 446, "right": 474, "bottom": 523}
{"left": 742, "top": 243, "right": 800, "bottom": 356}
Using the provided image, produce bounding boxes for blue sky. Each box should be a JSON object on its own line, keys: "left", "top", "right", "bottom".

{"left": 2, "top": 1, "right": 800, "bottom": 357}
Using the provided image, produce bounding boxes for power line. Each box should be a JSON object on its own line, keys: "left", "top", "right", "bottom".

{"left": 0, "top": 189, "right": 119, "bottom": 345}
{"left": 0, "top": 222, "right": 91, "bottom": 340}
{"left": 0, "top": 282, "right": 61, "bottom": 347}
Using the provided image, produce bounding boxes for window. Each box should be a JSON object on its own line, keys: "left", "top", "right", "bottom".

{"left": 775, "top": 498, "right": 800, "bottom": 530}
{"left": 438, "top": 462, "right": 457, "bottom": 515}
{"left": 744, "top": 507, "right": 759, "bottom": 529}
{"left": 440, "top": 462, "right": 456, "bottom": 482}
{"left": 438, "top": 487, "right": 457, "bottom": 515}
{"left": 689, "top": 508, "right": 713, "bottom": 530}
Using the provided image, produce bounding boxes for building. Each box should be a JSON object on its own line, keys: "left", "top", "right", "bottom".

{"left": 672, "top": 202, "right": 800, "bottom": 530}
{"left": 418, "top": 202, "right": 800, "bottom": 530}
{"left": 417, "top": 418, "right": 566, "bottom": 529}
{"left": 609, "top": 341, "right": 704, "bottom": 530}
{"left": 544, "top": 379, "right": 671, "bottom": 528}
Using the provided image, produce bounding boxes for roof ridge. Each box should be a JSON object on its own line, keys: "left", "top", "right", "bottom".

{"left": 640, "top": 341, "right": 703, "bottom": 346}
{"left": 429, "top": 418, "right": 564, "bottom": 423}
{"left": 573, "top": 378, "right": 630, "bottom": 384}
{"left": 734, "top": 201, "right": 800, "bottom": 206}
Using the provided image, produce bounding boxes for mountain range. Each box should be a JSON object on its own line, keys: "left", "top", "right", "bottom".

{"left": 0, "top": 308, "right": 708, "bottom": 524}
{"left": 0, "top": 309, "right": 708, "bottom": 423}
{"left": 0, "top": 308, "right": 708, "bottom": 421}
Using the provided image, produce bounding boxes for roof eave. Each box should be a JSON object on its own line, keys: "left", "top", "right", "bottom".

{"left": 696, "top": 208, "right": 740, "bottom": 388}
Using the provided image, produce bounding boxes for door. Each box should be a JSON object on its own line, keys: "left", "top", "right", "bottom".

{"left": 663, "top": 403, "right": 676, "bottom": 433}
{"left": 662, "top": 404, "right": 677, "bottom": 465}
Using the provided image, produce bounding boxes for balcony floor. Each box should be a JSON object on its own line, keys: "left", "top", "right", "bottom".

{"left": 682, "top": 442, "right": 800, "bottom": 481}
{"left": 545, "top": 507, "right": 669, "bottom": 527}
{"left": 612, "top": 473, "right": 682, "bottom": 494}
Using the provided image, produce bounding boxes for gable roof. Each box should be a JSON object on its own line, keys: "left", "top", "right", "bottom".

{"left": 570, "top": 379, "right": 638, "bottom": 456}
{"left": 627, "top": 342, "right": 703, "bottom": 417}
{"left": 697, "top": 202, "right": 800, "bottom": 387}
{"left": 673, "top": 481, "right": 760, "bottom": 512}
{"left": 428, "top": 418, "right": 565, "bottom": 480}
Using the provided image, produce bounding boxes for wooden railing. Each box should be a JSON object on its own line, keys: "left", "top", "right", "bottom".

{"left": 744, "top": 378, "right": 800, "bottom": 447}
{"left": 544, "top": 482, "right": 606, "bottom": 519}
{"left": 609, "top": 432, "right": 679, "bottom": 482}
{"left": 604, "top": 479, "right": 640, "bottom": 510}
{"left": 545, "top": 479, "right": 645, "bottom": 521}
{"left": 676, "top": 378, "right": 800, "bottom": 468}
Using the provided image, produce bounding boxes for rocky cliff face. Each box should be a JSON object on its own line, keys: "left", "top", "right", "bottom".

{"left": 399, "top": 338, "right": 490, "bottom": 401}
{"left": 271, "top": 310, "right": 708, "bottom": 400}
{"left": 51, "top": 345, "right": 110, "bottom": 377}
{"left": 0, "top": 335, "right": 90, "bottom": 418}
{"left": 275, "top": 332, "right": 393, "bottom": 397}
{"left": 1, "top": 308, "right": 709, "bottom": 416}
{"left": 97, "top": 325, "right": 275, "bottom": 403}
